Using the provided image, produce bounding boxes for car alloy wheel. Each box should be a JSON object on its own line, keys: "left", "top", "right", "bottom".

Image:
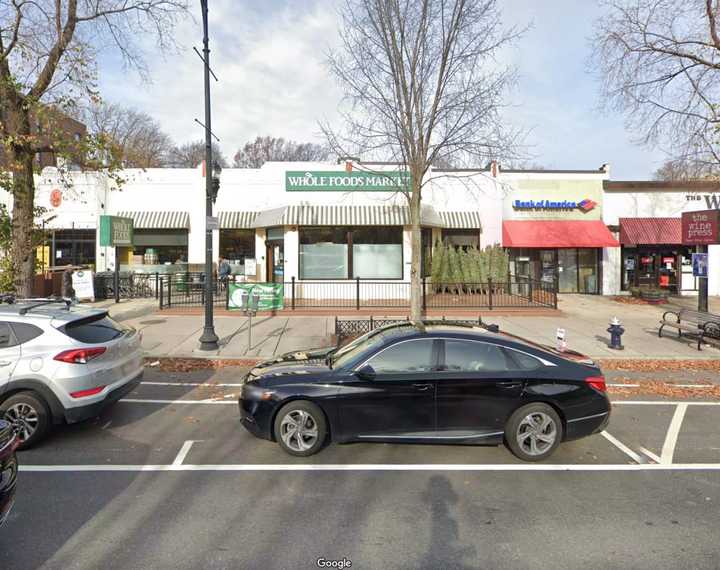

{"left": 516, "top": 412, "right": 557, "bottom": 456}
{"left": 279, "top": 409, "right": 319, "bottom": 453}
{"left": 5, "top": 403, "right": 40, "bottom": 443}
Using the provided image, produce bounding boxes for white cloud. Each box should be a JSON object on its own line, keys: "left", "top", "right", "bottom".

{"left": 99, "top": 0, "right": 343, "bottom": 162}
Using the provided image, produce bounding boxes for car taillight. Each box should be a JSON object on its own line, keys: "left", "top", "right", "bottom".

{"left": 585, "top": 375, "right": 607, "bottom": 392}
{"left": 54, "top": 347, "right": 106, "bottom": 364}
{"left": 70, "top": 386, "right": 106, "bottom": 399}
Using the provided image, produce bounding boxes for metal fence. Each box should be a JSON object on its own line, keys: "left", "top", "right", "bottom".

{"left": 94, "top": 272, "right": 164, "bottom": 300}
{"left": 334, "top": 316, "right": 495, "bottom": 344}
{"left": 158, "top": 273, "right": 556, "bottom": 311}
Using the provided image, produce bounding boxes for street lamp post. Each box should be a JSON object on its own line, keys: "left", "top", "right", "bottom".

{"left": 198, "top": 0, "right": 219, "bottom": 351}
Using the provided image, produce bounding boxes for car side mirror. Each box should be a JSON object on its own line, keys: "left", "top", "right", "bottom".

{"left": 355, "top": 364, "right": 376, "bottom": 381}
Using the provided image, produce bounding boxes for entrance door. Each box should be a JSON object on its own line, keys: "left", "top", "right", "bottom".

{"left": 557, "top": 249, "right": 578, "bottom": 293}
{"left": 638, "top": 253, "right": 656, "bottom": 288}
{"left": 266, "top": 241, "right": 284, "bottom": 283}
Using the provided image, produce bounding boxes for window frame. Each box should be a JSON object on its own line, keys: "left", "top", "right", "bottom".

{"left": 437, "top": 338, "right": 516, "bottom": 374}
{"left": 0, "top": 321, "right": 19, "bottom": 349}
{"left": 298, "top": 226, "right": 404, "bottom": 281}
{"left": 356, "top": 338, "right": 441, "bottom": 377}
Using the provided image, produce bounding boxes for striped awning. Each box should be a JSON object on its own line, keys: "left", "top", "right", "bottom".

{"left": 619, "top": 217, "right": 682, "bottom": 245}
{"left": 438, "top": 211, "right": 482, "bottom": 229}
{"left": 219, "top": 211, "right": 258, "bottom": 229}
{"left": 251, "top": 205, "right": 446, "bottom": 227}
{"left": 116, "top": 211, "right": 189, "bottom": 229}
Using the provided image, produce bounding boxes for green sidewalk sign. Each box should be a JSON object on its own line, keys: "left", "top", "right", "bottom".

{"left": 229, "top": 283, "right": 284, "bottom": 311}
{"left": 99, "top": 215, "right": 134, "bottom": 246}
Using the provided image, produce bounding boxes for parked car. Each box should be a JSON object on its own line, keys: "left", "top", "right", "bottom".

{"left": 0, "top": 419, "right": 18, "bottom": 527}
{"left": 0, "top": 298, "right": 144, "bottom": 448}
{"left": 239, "top": 322, "right": 610, "bottom": 461}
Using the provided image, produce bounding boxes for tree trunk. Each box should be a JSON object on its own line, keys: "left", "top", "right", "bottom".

{"left": 8, "top": 112, "right": 37, "bottom": 297}
{"left": 409, "top": 176, "right": 423, "bottom": 321}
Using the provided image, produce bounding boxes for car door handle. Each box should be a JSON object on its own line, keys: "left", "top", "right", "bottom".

{"left": 498, "top": 381, "right": 522, "bottom": 389}
{"left": 413, "top": 383, "right": 432, "bottom": 391}
{"left": 0, "top": 361, "right": 11, "bottom": 367}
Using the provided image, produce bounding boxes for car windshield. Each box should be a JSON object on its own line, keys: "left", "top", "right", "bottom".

{"left": 332, "top": 326, "right": 407, "bottom": 369}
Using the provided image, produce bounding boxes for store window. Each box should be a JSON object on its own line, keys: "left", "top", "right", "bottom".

{"left": 132, "top": 230, "right": 188, "bottom": 264}
{"left": 442, "top": 229, "right": 480, "bottom": 250}
{"left": 300, "top": 227, "right": 349, "bottom": 279}
{"left": 51, "top": 229, "right": 96, "bottom": 267}
{"left": 220, "top": 230, "right": 255, "bottom": 263}
{"left": 299, "top": 227, "right": 403, "bottom": 280}
{"left": 352, "top": 227, "right": 402, "bottom": 279}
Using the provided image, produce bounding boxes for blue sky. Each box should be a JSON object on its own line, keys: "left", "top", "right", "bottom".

{"left": 97, "top": 0, "right": 665, "bottom": 179}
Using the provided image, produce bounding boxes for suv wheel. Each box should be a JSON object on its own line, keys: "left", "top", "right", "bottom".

{"left": 0, "top": 392, "right": 50, "bottom": 449}
{"left": 274, "top": 401, "right": 327, "bottom": 457}
{"left": 505, "top": 403, "right": 562, "bottom": 462}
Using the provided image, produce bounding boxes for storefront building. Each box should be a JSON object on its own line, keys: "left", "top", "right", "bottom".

{"left": 498, "top": 169, "right": 618, "bottom": 294}
{"left": 603, "top": 181, "right": 720, "bottom": 296}
{"left": 6, "top": 161, "right": 719, "bottom": 298}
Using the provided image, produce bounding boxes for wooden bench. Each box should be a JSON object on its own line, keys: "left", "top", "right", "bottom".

{"left": 659, "top": 308, "right": 720, "bottom": 350}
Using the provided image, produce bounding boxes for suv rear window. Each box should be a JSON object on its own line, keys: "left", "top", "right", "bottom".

{"left": 62, "top": 314, "right": 128, "bottom": 344}
{"left": 10, "top": 322, "right": 44, "bottom": 345}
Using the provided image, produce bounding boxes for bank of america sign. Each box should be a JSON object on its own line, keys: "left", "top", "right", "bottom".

{"left": 285, "top": 171, "right": 411, "bottom": 192}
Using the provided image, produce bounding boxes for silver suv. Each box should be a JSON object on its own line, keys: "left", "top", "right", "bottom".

{"left": 0, "top": 299, "right": 144, "bottom": 448}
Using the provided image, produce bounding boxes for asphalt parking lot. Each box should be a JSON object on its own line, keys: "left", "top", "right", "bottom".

{"left": 2, "top": 367, "right": 719, "bottom": 569}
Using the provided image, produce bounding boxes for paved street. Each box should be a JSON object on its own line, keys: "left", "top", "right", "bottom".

{"left": 2, "top": 367, "right": 719, "bottom": 569}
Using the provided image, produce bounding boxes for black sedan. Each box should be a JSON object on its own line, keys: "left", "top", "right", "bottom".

{"left": 0, "top": 419, "right": 18, "bottom": 527}
{"left": 238, "top": 322, "right": 610, "bottom": 461}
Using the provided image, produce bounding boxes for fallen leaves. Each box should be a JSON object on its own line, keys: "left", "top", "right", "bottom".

{"left": 609, "top": 381, "right": 720, "bottom": 400}
{"left": 598, "top": 359, "right": 720, "bottom": 372}
{"left": 144, "top": 357, "right": 260, "bottom": 373}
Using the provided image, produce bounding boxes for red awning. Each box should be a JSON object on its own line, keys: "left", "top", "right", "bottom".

{"left": 619, "top": 217, "right": 682, "bottom": 245}
{"left": 502, "top": 220, "right": 620, "bottom": 248}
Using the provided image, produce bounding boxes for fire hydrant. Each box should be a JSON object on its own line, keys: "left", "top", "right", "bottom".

{"left": 607, "top": 317, "right": 625, "bottom": 350}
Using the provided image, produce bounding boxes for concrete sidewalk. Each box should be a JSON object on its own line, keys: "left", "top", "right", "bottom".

{"left": 121, "top": 294, "right": 720, "bottom": 360}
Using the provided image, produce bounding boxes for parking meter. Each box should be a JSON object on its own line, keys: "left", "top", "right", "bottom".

{"left": 243, "top": 291, "right": 261, "bottom": 352}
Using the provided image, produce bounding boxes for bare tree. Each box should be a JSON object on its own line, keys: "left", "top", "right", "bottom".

{"left": 80, "top": 102, "right": 175, "bottom": 168}
{"left": 167, "top": 140, "right": 228, "bottom": 168}
{"left": 653, "top": 158, "right": 719, "bottom": 181}
{"left": 0, "top": 0, "right": 188, "bottom": 295}
{"left": 233, "top": 136, "right": 330, "bottom": 168}
{"left": 323, "top": 0, "right": 522, "bottom": 319}
{"left": 593, "top": 0, "right": 720, "bottom": 172}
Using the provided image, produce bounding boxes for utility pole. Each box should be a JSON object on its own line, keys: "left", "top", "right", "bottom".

{"left": 198, "top": 0, "right": 219, "bottom": 351}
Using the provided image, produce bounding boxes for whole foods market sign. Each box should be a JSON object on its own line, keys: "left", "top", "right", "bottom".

{"left": 285, "top": 171, "right": 411, "bottom": 192}
{"left": 99, "top": 215, "right": 134, "bottom": 247}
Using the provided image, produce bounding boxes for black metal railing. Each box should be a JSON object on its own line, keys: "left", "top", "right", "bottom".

{"left": 334, "top": 316, "right": 493, "bottom": 344}
{"left": 94, "top": 272, "right": 162, "bottom": 300}
{"left": 158, "top": 273, "right": 556, "bottom": 311}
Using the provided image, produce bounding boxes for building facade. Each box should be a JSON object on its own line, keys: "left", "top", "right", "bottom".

{"left": 4, "top": 161, "right": 720, "bottom": 297}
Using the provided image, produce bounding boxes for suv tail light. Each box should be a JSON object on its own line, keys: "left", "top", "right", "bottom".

{"left": 585, "top": 375, "right": 607, "bottom": 392}
{"left": 54, "top": 347, "right": 106, "bottom": 364}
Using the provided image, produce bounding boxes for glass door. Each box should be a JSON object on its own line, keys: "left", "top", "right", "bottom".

{"left": 266, "top": 241, "right": 284, "bottom": 283}
{"left": 638, "top": 253, "right": 656, "bottom": 288}
{"left": 557, "top": 249, "right": 578, "bottom": 293}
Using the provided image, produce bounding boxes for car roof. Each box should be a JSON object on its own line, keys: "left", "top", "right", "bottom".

{"left": 0, "top": 302, "right": 108, "bottom": 323}
{"left": 379, "top": 322, "right": 502, "bottom": 342}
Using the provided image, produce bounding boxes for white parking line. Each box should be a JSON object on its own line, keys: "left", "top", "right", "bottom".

{"left": 639, "top": 446, "right": 661, "bottom": 464}
{"left": 612, "top": 401, "right": 720, "bottom": 406}
{"left": 600, "top": 431, "right": 643, "bottom": 464}
{"left": 142, "top": 382, "right": 244, "bottom": 387}
{"left": 121, "top": 399, "right": 236, "bottom": 405}
{"left": 661, "top": 404, "right": 688, "bottom": 465}
{"left": 18, "top": 463, "right": 720, "bottom": 472}
{"left": 172, "top": 440, "right": 197, "bottom": 466}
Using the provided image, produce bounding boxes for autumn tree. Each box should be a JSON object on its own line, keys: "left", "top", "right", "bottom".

{"left": 79, "top": 102, "right": 174, "bottom": 168}
{"left": 324, "top": 0, "right": 521, "bottom": 319}
{"left": 167, "top": 140, "right": 228, "bottom": 168}
{"left": 0, "top": 1, "right": 188, "bottom": 295}
{"left": 593, "top": 0, "right": 720, "bottom": 173}
{"left": 233, "top": 136, "right": 330, "bottom": 168}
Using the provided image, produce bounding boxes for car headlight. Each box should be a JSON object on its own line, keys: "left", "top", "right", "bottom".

{"left": 242, "top": 384, "right": 275, "bottom": 401}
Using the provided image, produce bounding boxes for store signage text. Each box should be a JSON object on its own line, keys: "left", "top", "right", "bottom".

{"left": 686, "top": 193, "right": 720, "bottom": 209}
{"left": 681, "top": 209, "right": 720, "bottom": 245}
{"left": 512, "top": 198, "right": 597, "bottom": 213}
{"left": 285, "top": 171, "right": 411, "bottom": 192}
{"left": 99, "top": 215, "right": 134, "bottom": 247}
